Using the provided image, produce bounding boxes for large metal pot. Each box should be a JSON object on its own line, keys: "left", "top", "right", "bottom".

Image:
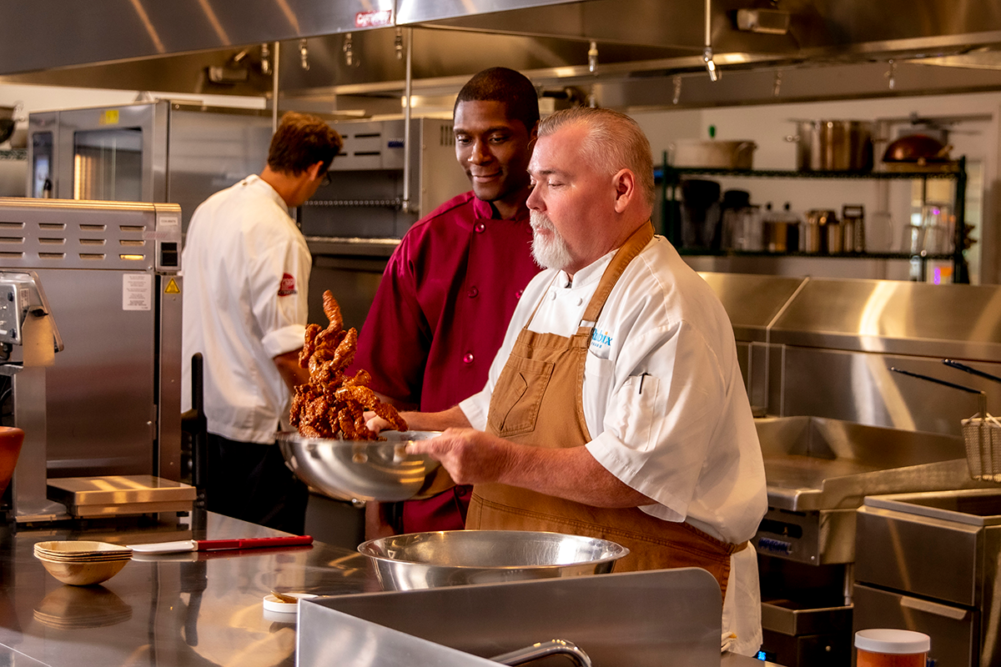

{"left": 786, "top": 120, "right": 874, "bottom": 172}
{"left": 670, "top": 139, "right": 756, "bottom": 169}
{"left": 358, "top": 530, "right": 629, "bottom": 591}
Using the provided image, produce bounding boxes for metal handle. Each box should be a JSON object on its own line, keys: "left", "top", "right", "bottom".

{"left": 900, "top": 594, "right": 969, "bottom": 620}
{"left": 943, "top": 359, "right": 1001, "bottom": 385}
{"left": 890, "top": 366, "right": 987, "bottom": 417}
{"left": 491, "top": 639, "right": 592, "bottom": 667}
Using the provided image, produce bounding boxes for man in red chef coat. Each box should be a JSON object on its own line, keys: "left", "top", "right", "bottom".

{"left": 350, "top": 67, "right": 542, "bottom": 537}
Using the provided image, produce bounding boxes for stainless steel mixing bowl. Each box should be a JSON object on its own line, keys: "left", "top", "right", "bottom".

{"left": 277, "top": 431, "right": 441, "bottom": 502}
{"left": 357, "top": 530, "right": 630, "bottom": 591}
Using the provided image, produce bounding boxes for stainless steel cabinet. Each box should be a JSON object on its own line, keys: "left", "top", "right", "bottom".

{"left": 855, "top": 490, "right": 1001, "bottom": 667}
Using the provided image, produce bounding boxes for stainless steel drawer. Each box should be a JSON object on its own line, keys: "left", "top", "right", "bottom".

{"left": 853, "top": 583, "right": 977, "bottom": 667}
{"left": 856, "top": 505, "right": 982, "bottom": 606}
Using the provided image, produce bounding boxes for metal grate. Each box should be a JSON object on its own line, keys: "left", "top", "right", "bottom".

{"left": 439, "top": 124, "right": 454, "bottom": 147}
{"left": 0, "top": 206, "right": 154, "bottom": 270}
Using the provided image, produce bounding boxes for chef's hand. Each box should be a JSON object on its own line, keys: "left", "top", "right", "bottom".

{"left": 406, "top": 428, "right": 509, "bottom": 485}
{"left": 364, "top": 411, "right": 389, "bottom": 434}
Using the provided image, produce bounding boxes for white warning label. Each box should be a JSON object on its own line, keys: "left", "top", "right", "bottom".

{"left": 123, "top": 273, "right": 152, "bottom": 311}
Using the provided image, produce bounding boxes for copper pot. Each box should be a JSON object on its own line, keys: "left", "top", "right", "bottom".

{"left": 882, "top": 134, "right": 952, "bottom": 164}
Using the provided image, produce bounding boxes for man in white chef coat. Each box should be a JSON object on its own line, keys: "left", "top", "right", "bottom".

{"left": 371, "top": 106, "right": 768, "bottom": 654}
{"left": 182, "top": 112, "right": 343, "bottom": 533}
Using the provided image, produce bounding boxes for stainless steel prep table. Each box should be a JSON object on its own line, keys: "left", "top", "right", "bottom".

{"left": 0, "top": 511, "right": 380, "bottom": 667}
{"left": 0, "top": 511, "right": 767, "bottom": 666}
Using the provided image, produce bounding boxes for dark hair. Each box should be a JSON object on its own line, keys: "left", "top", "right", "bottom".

{"left": 454, "top": 67, "right": 540, "bottom": 132}
{"left": 266, "top": 112, "right": 343, "bottom": 175}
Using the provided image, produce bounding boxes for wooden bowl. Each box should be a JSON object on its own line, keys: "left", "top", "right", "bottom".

{"left": 36, "top": 555, "right": 129, "bottom": 586}
{"left": 0, "top": 427, "right": 25, "bottom": 498}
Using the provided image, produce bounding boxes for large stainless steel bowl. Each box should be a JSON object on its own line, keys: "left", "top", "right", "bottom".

{"left": 358, "top": 530, "right": 629, "bottom": 591}
{"left": 277, "top": 431, "right": 441, "bottom": 502}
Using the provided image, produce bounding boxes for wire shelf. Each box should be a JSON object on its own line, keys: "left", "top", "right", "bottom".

{"left": 655, "top": 166, "right": 962, "bottom": 181}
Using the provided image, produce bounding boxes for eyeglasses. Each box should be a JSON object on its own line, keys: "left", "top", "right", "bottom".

{"left": 320, "top": 171, "right": 332, "bottom": 187}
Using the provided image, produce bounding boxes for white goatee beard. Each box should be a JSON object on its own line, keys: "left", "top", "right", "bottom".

{"left": 530, "top": 212, "right": 573, "bottom": 271}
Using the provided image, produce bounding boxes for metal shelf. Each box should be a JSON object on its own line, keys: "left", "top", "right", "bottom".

{"left": 658, "top": 156, "right": 970, "bottom": 283}
{"left": 0, "top": 149, "right": 26, "bottom": 161}
{"left": 655, "top": 166, "right": 961, "bottom": 181}
{"left": 678, "top": 250, "right": 953, "bottom": 260}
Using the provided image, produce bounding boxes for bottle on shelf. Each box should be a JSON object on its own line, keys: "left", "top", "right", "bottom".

{"left": 842, "top": 204, "right": 865, "bottom": 253}
{"left": 783, "top": 203, "right": 801, "bottom": 254}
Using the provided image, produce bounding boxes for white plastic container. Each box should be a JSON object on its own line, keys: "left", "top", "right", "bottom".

{"left": 855, "top": 629, "right": 930, "bottom": 667}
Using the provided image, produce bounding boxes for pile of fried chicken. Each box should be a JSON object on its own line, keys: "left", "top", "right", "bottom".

{"left": 289, "top": 290, "right": 407, "bottom": 439}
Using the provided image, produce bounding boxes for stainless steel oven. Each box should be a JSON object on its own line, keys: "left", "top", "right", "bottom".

{"left": 0, "top": 198, "right": 185, "bottom": 522}
{"left": 26, "top": 101, "right": 274, "bottom": 233}
{"left": 301, "top": 117, "right": 468, "bottom": 330}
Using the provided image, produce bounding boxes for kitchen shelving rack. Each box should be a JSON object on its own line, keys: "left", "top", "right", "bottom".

{"left": 657, "top": 156, "right": 969, "bottom": 283}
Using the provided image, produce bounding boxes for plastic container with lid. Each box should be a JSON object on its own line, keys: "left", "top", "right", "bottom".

{"left": 855, "top": 629, "right": 930, "bottom": 667}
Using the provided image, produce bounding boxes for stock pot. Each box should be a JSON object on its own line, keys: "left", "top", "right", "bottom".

{"left": 786, "top": 120, "right": 874, "bottom": 172}
{"left": 670, "top": 139, "right": 756, "bottom": 169}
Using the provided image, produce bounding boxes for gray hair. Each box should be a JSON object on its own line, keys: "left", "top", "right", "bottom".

{"left": 537, "top": 107, "right": 655, "bottom": 210}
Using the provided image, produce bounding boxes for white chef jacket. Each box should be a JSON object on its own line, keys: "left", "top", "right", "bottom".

{"left": 181, "top": 175, "right": 311, "bottom": 444}
{"left": 460, "top": 234, "right": 768, "bottom": 655}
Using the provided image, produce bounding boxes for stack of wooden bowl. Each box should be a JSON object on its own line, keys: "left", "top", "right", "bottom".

{"left": 34, "top": 541, "right": 132, "bottom": 586}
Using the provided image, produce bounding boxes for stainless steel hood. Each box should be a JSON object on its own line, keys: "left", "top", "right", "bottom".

{"left": 4, "top": 0, "right": 1001, "bottom": 112}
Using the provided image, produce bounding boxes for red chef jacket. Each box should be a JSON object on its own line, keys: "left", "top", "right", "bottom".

{"left": 350, "top": 191, "right": 542, "bottom": 532}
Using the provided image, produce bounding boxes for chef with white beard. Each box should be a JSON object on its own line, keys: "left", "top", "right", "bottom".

{"left": 368, "top": 106, "right": 768, "bottom": 656}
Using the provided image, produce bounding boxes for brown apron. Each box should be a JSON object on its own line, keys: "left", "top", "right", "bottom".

{"left": 466, "top": 221, "right": 745, "bottom": 601}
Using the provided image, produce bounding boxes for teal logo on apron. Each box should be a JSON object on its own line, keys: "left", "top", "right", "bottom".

{"left": 590, "top": 328, "right": 613, "bottom": 350}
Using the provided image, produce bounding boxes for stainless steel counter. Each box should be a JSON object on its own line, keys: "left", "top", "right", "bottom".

{"left": 0, "top": 512, "right": 753, "bottom": 666}
{"left": 0, "top": 511, "right": 381, "bottom": 667}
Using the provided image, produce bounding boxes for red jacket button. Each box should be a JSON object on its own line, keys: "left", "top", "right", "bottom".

{"left": 462, "top": 353, "right": 474, "bottom": 364}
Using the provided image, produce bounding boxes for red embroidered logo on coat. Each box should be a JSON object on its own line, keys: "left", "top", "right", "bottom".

{"left": 278, "top": 273, "right": 297, "bottom": 296}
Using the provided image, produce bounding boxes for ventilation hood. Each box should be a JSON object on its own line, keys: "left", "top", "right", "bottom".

{"left": 3, "top": 0, "right": 1001, "bottom": 112}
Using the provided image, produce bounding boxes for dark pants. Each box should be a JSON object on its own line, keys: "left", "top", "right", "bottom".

{"left": 390, "top": 485, "right": 472, "bottom": 534}
{"left": 206, "top": 433, "right": 309, "bottom": 534}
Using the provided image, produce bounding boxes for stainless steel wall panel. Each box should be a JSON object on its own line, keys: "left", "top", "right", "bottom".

{"left": 852, "top": 583, "right": 977, "bottom": 667}
{"left": 166, "top": 107, "right": 272, "bottom": 232}
{"left": 699, "top": 273, "right": 807, "bottom": 343}
{"left": 299, "top": 568, "right": 722, "bottom": 667}
{"left": 780, "top": 347, "right": 1001, "bottom": 435}
{"left": 856, "top": 505, "right": 981, "bottom": 607}
{"left": 769, "top": 278, "right": 1001, "bottom": 361}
